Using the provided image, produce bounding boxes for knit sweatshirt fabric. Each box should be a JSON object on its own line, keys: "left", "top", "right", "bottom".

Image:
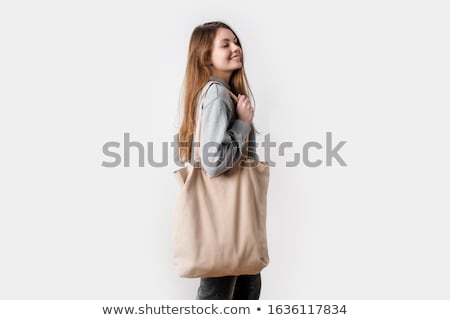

{"left": 190, "top": 76, "right": 257, "bottom": 177}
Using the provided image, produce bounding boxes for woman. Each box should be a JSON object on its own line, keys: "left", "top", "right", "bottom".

{"left": 177, "top": 21, "right": 261, "bottom": 300}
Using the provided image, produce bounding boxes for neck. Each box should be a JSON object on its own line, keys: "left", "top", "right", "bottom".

{"left": 211, "top": 71, "right": 231, "bottom": 84}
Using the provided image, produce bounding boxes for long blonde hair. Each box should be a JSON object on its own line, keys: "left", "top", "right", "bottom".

{"left": 177, "top": 21, "right": 255, "bottom": 162}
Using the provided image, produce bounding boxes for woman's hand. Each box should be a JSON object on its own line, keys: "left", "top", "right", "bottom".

{"left": 236, "top": 94, "right": 254, "bottom": 125}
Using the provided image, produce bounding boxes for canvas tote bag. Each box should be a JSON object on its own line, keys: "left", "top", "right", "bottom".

{"left": 172, "top": 81, "right": 270, "bottom": 278}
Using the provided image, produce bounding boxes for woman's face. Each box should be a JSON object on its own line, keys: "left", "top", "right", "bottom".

{"left": 210, "top": 28, "right": 242, "bottom": 80}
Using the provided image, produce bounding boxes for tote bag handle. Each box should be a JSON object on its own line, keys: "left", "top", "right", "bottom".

{"left": 193, "top": 81, "right": 250, "bottom": 164}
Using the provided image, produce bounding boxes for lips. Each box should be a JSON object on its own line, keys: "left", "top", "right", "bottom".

{"left": 230, "top": 55, "right": 241, "bottom": 60}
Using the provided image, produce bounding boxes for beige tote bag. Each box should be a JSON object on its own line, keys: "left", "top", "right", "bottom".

{"left": 172, "top": 81, "right": 270, "bottom": 278}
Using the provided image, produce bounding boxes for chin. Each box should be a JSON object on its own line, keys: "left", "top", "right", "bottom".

{"left": 231, "top": 62, "right": 242, "bottom": 69}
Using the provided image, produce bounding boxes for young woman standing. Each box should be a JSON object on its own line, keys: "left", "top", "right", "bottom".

{"left": 177, "top": 21, "right": 262, "bottom": 300}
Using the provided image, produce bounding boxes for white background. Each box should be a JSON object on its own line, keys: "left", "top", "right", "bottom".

{"left": 1, "top": 0, "right": 449, "bottom": 299}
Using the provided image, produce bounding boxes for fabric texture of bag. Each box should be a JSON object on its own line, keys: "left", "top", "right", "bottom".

{"left": 172, "top": 81, "right": 270, "bottom": 278}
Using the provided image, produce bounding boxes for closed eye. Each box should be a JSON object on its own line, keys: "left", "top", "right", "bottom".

{"left": 220, "top": 38, "right": 240, "bottom": 47}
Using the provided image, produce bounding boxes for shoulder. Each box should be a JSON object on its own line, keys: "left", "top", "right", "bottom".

{"left": 202, "top": 81, "right": 233, "bottom": 107}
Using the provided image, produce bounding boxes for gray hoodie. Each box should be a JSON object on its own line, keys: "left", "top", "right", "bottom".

{"left": 190, "top": 77, "right": 257, "bottom": 177}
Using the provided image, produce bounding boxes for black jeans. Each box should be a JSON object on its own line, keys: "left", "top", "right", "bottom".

{"left": 196, "top": 273, "right": 261, "bottom": 300}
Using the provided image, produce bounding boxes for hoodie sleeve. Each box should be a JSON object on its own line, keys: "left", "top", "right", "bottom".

{"left": 198, "top": 83, "right": 251, "bottom": 177}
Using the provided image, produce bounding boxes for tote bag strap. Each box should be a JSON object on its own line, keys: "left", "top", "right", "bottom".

{"left": 193, "top": 81, "right": 249, "bottom": 164}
